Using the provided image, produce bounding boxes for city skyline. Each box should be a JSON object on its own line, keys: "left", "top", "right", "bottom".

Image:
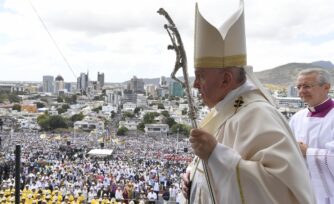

{"left": 1, "top": 0, "right": 334, "bottom": 82}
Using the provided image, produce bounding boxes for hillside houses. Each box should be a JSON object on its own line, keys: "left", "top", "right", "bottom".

{"left": 2, "top": 73, "right": 321, "bottom": 136}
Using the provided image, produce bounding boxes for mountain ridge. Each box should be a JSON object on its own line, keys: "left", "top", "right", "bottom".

{"left": 138, "top": 61, "right": 334, "bottom": 87}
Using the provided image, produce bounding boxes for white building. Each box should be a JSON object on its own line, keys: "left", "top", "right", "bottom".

{"left": 54, "top": 75, "right": 65, "bottom": 95}
{"left": 74, "top": 117, "right": 104, "bottom": 132}
{"left": 144, "top": 123, "right": 169, "bottom": 136}
{"left": 122, "top": 102, "right": 136, "bottom": 112}
{"left": 274, "top": 96, "right": 305, "bottom": 109}
{"left": 102, "top": 105, "right": 118, "bottom": 114}
{"left": 136, "top": 94, "right": 148, "bottom": 108}
{"left": 119, "top": 119, "right": 140, "bottom": 130}
{"left": 145, "top": 84, "right": 157, "bottom": 97}
{"left": 106, "top": 90, "right": 120, "bottom": 106}
{"left": 42, "top": 75, "right": 54, "bottom": 93}
{"left": 172, "top": 115, "right": 192, "bottom": 127}
{"left": 178, "top": 103, "right": 189, "bottom": 112}
{"left": 17, "top": 118, "right": 40, "bottom": 130}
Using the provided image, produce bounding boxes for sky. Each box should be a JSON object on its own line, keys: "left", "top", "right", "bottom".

{"left": 0, "top": 0, "right": 334, "bottom": 83}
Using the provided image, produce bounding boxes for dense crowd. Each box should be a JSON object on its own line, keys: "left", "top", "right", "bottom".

{"left": 0, "top": 130, "right": 193, "bottom": 204}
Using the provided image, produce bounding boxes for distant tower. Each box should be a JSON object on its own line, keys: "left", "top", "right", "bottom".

{"left": 64, "top": 83, "right": 72, "bottom": 93}
{"left": 170, "top": 80, "right": 184, "bottom": 97}
{"left": 42, "top": 75, "right": 54, "bottom": 93}
{"left": 77, "top": 72, "right": 89, "bottom": 94}
{"left": 97, "top": 72, "right": 105, "bottom": 88}
{"left": 129, "top": 76, "right": 145, "bottom": 93}
{"left": 54, "top": 75, "right": 65, "bottom": 94}
{"left": 160, "top": 76, "right": 168, "bottom": 88}
{"left": 145, "top": 84, "right": 157, "bottom": 97}
{"left": 106, "top": 90, "right": 120, "bottom": 106}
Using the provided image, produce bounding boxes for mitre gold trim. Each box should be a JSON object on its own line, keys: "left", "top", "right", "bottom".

{"left": 195, "top": 54, "right": 247, "bottom": 68}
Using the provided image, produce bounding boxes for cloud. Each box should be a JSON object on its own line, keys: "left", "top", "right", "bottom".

{"left": 0, "top": 0, "right": 334, "bottom": 82}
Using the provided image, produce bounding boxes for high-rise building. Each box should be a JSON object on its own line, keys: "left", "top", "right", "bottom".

{"left": 54, "top": 75, "right": 65, "bottom": 94}
{"left": 42, "top": 75, "right": 54, "bottom": 93}
{"left": 64, "top": 83, "right": 72, "bottom": 93}
{"left": 106, "top": 90, "right": 120, "bottom": 106}
{"left": 129, "top": 76, "right": 144, "bottom": 93}
{"left": 145, "top": 84, "right": 157, "bottom": 97}
{"left": 160, "top": 76, "right": 168, "bottom": 88}
{"left": 136, "top": 94, "right": 148, "bottom": 108}
{"left": 97, "top": 72, "right": 105, "bottom": 88}
{"left": 170, "top": 80, "right": 184, "bottom": 97}
{"left": 77, "top": 72, "right": 89, "bottom": 94}
{"left": 122, "top": 89, "right": 137, "bottom": 104}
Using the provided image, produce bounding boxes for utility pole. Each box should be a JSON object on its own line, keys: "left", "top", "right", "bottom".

{"left": 176, "top": 128, "right": 179, "bottom": 154}
{"left": 14, "top": 145, "right": 21, "bottom": 204}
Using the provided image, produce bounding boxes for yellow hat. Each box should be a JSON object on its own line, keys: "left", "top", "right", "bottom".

{"left": 194, "top": 0, "right": 246, "bottom": 69}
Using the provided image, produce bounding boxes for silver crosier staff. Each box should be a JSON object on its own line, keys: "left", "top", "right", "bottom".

{"left": 157, "top": 8, "right": 216, "bottom": 204}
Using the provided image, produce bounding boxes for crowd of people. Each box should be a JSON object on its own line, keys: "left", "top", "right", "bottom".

{"left": 0, "top": 129, "right": 192, "bottom": 204}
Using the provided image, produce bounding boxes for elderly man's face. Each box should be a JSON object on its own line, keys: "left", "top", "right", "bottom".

{"left": 194, "top": 68, "right": 226, "bottom": 108}
{"left": 296, "top": 73, "right": 330, "bottom": 107}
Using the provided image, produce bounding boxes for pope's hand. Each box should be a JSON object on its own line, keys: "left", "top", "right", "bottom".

{"left": 189, "top": 128, "right": 217, "bottom": 161}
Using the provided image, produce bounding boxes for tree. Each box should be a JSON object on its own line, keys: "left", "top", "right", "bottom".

{"left": 137, "top": 112, "right": 160, "bottom": 131}
{"left": 58, "top": 104, "right": 70, "bottom": 114}
{"left": 123, "top": 111, "right": 134, "bottom": 118}
{"left": 171, "top": 123, "right": 191, "bottom": 136}
{"left": 111, "top": 111, "right": 116, "bottom": 118}
{"left": 181, "top": 108, "right": 188, "bottom": 115}
{"left": 161, "top": 111, "right": 170, "bottom": 118}
{"left": 165, "top": 117, "right": 176, "bottom": 128}
{"left": 70, "top": 113, "right": 85, "bottom": 122}
{"left": 64, "top": 95, "right": 77, "bottom": 104}
{"left": 137, "top": 122, "right": 145, "bottom": 132}
{"left": 34, "top": 102, "right": 45, "bottom": 108}
{"left": 57, "top": 96, "right": 64, "bottom": 103}
{"left": 8, "top": 94, "right": 20, "bottom": 103}
{"left": 134, "top": 107, "right": 141, "bottom": 115}
{"left": 143, "top": 112, "right": 159, "bottom": 124}
{"left": 147, "top": 95, "right": 154, "bottom": 100}
{"left": 12, "top": 104, "right": 21, "bottom": 112}
{"left": 93, "top": 95, "right": 104, "bottom": 101}
{"left": 37, "top": 113, "right": 68, "bottom": 131}
{"left": 37, "top": 113, "right": 50, "bottom": 130}
{"left": 157, "top": 103, "right": 165, "bottom": 109}
{"left": 92, "top": 106, "right": 102, "bottom": 113}
{"left": 0, "top": 94, "right": 6, "bottom": 103}
{"left": 117, "top": 126, "right": 128, "bottom": 136}
{"left": 49, "top": 115, "right": 68, "bottom": 129}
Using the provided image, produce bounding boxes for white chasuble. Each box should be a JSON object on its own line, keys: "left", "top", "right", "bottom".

{"left": 184, "top": 90, "right": 315, "bottom": 204}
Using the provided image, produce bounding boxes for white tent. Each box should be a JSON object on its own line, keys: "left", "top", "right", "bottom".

{"left": 87, "top": 149, "right": 113, "bottom": 157}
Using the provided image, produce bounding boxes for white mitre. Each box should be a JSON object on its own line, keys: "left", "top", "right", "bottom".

{"left": 194, "top": 0, "right": 246, "bottom": 68}
{"left": 194, "top": 0, "right": 276, "bottom": 106}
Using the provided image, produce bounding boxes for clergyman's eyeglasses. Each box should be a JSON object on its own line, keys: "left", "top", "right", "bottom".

{"left": 295, "top": 83, "right": 321, "bottom": 90}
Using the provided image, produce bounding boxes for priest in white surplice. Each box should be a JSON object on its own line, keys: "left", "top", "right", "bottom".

{"left": 180, "top": 0, "right": 316, "bottom": 203}
{"left": 290, "top": 68, "right": 334, "bottom": 204}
